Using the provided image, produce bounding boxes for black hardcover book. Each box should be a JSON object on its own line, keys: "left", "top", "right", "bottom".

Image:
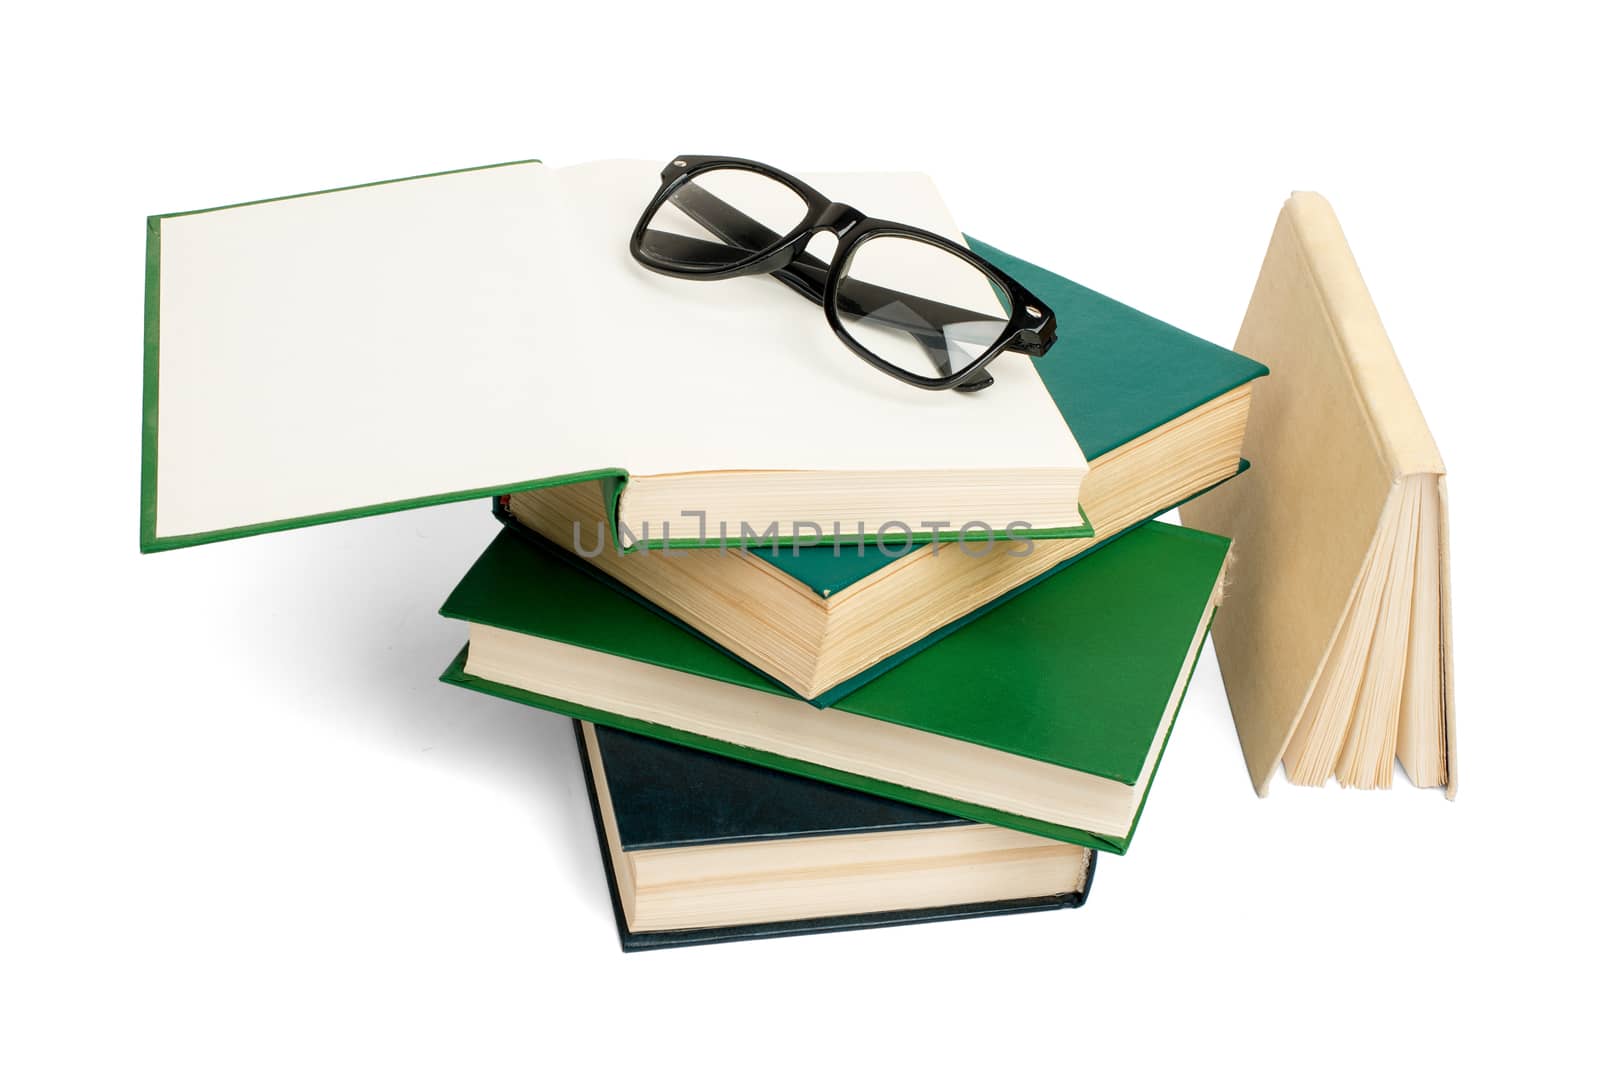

{"left": 573, "top": 721, "right": 1095, "bottom": 951}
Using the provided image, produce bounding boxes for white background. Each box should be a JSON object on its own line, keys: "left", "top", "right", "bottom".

{"left": 3, "top": 3, "right": 1595, "bottom": 1065}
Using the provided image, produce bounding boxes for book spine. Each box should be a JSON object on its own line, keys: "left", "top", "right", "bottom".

{"left": 1284, "top": 192, "right": 1445, "bottom": 479}
{"left": 1438, "top": 475, "right": 1458, "bottom": 799}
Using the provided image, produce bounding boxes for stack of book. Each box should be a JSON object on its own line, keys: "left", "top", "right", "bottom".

{"left": 437, "top": 241, "right": 1267, "bottom": 949}
{"left": 140, "top": 158, "right": 1271, "bottom": 949}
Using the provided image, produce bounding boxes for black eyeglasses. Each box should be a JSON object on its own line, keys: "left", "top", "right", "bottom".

{"left": 629, "top": 155, "right": 1057, "bottom": 392}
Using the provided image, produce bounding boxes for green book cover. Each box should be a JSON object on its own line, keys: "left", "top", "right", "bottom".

{"left": 440, "top": 521, "right": 1230, "bottom": 854}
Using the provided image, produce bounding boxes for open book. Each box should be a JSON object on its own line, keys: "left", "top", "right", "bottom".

{"left": 142, "top": 159, "right": 1088, "bottom": 552}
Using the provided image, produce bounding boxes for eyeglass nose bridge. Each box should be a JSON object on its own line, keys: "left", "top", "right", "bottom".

{"left": 813, "top": 203, "right": 867, "bottom": 236}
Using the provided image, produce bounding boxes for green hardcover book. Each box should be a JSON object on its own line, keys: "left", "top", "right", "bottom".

{"left": 441, "top": 520, "right": 1231, "bottom": 854}
{"left": 505, "top": 239, "right": 1266, "bottom": 703}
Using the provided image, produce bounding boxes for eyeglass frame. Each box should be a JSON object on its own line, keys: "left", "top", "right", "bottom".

{"left": 627, "top": 154, "right": 1058, "bottom": 393}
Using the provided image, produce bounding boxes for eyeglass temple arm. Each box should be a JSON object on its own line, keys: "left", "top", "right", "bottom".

{"left": 664, "top": 183, "right": 1041, "bottom": 360}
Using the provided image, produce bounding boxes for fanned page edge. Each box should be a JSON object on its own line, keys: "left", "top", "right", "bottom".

{"left": 1276, "top": 480, "right": 1405, "bottom": 785}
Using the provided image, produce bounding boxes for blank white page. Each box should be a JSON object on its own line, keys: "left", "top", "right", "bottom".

{"left": 152, "top": 160, "right": 1082, "bottom": 541}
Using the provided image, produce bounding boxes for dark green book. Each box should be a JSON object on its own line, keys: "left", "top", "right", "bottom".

{"left": 442, "top": 520, "right": 1231, "bottom": 854}
{"left": 503, "top": 238, "right": 1266, "bottom": 705}
{"left": 575, "top": 721, "right": 1094, "bottom": 951}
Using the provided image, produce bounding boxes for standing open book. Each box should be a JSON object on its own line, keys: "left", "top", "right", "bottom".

{"left": 1185, "top": 192, "right": 1456, "bottom": 796}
